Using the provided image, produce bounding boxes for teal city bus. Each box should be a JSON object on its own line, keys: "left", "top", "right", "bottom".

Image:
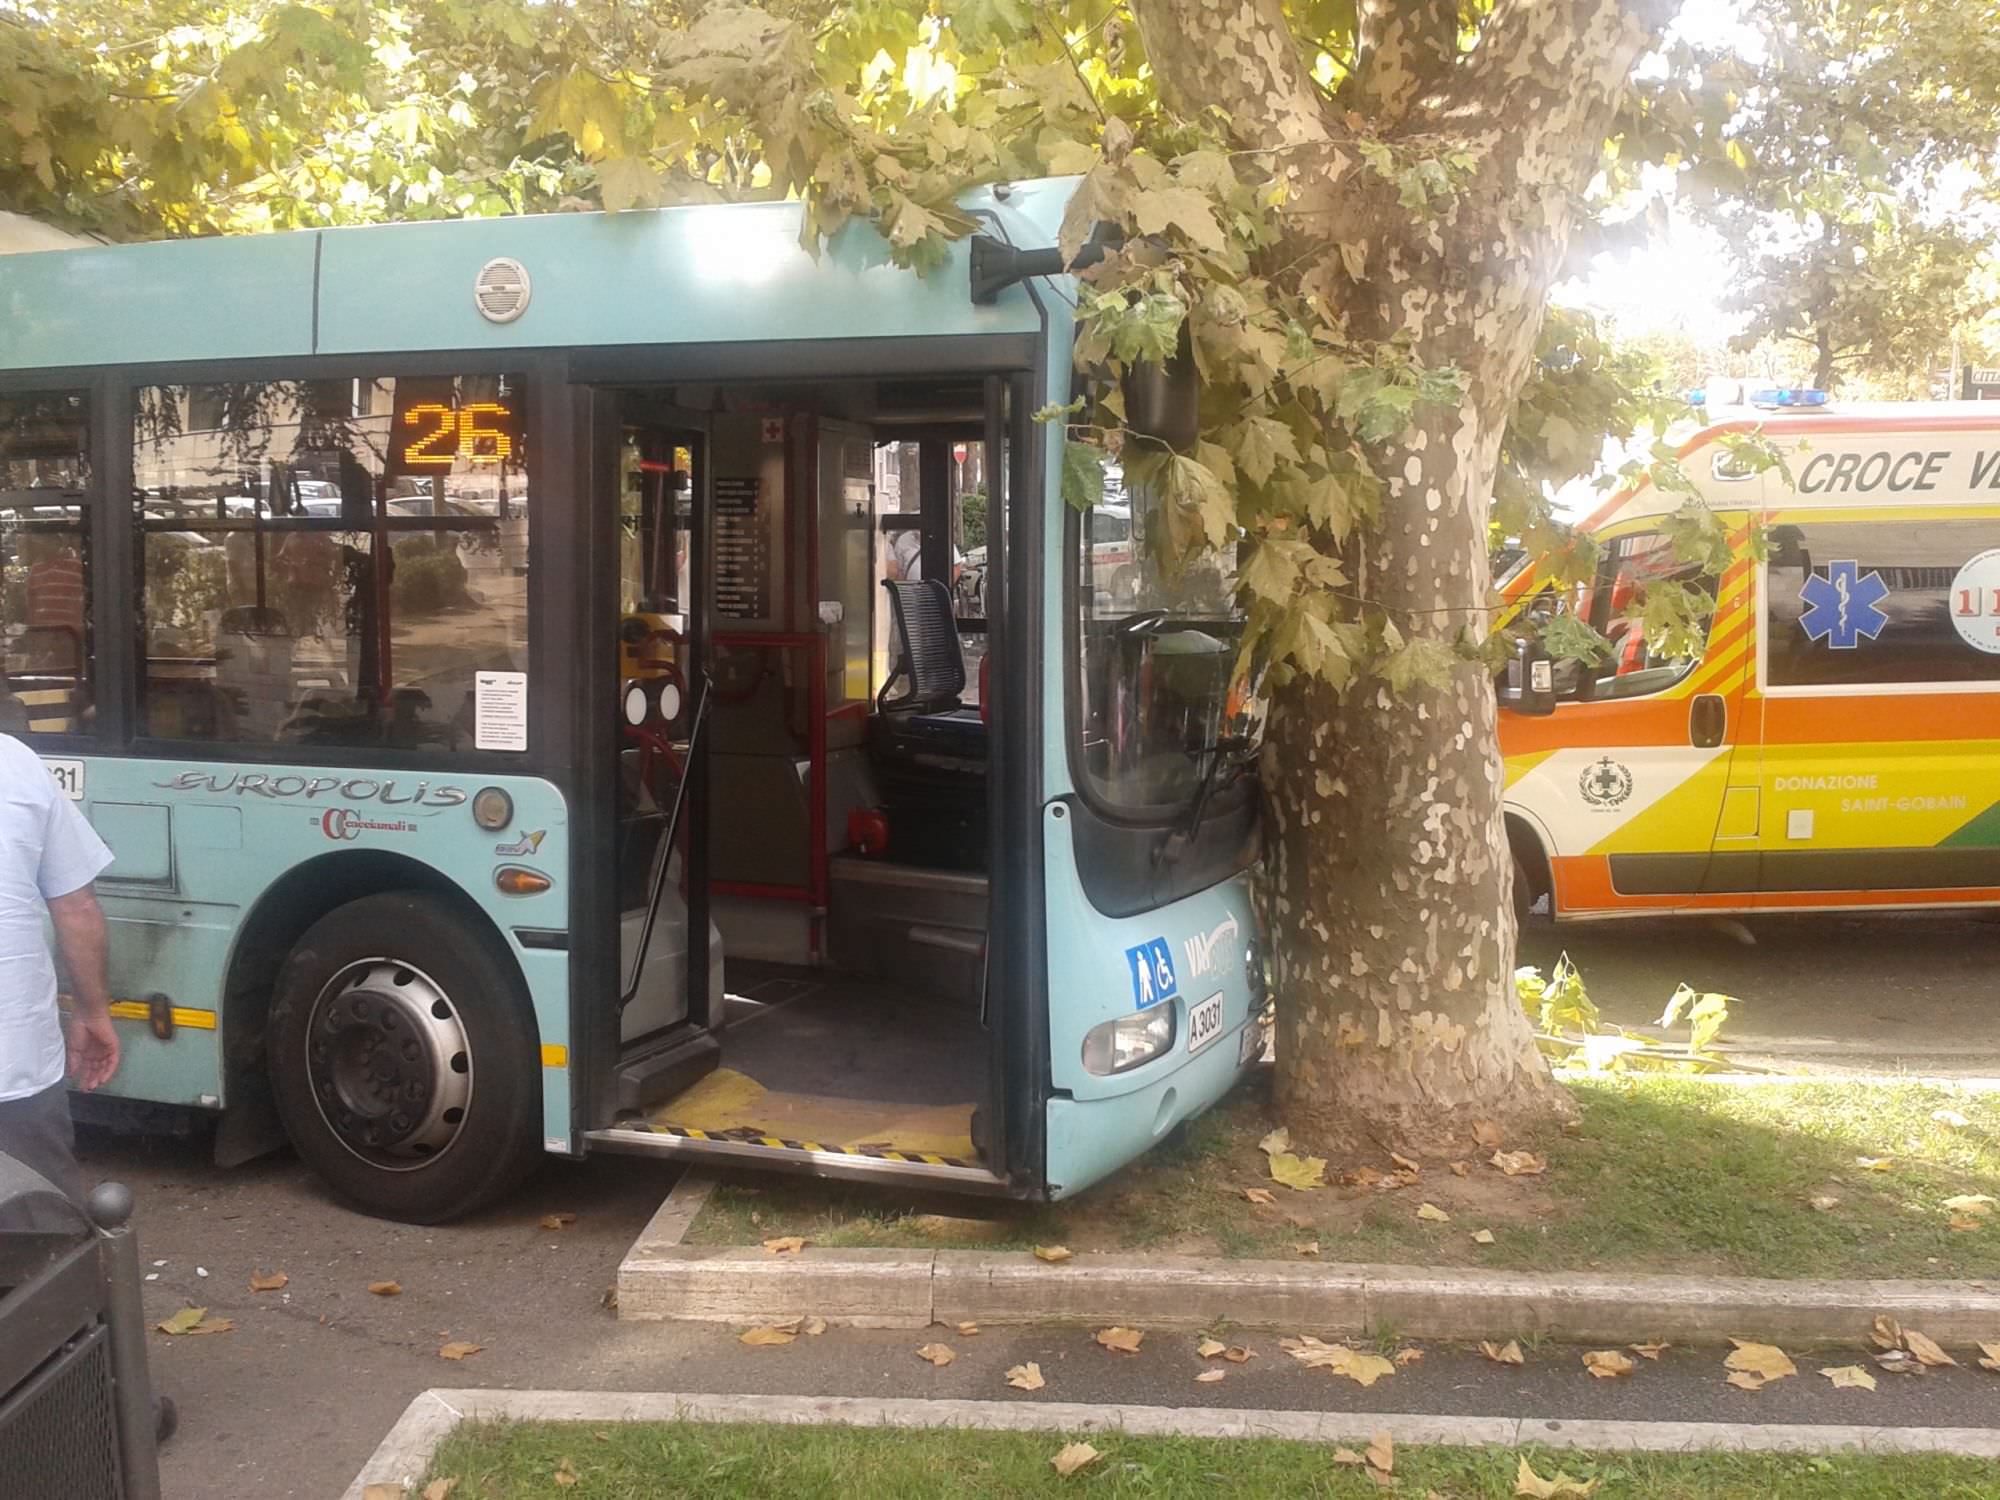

{"left": 0, "top": 180, "right": 1269, "bottom": 1222}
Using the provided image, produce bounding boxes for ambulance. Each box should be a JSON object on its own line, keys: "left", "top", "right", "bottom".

{"left": 1498, "top": 393, "right": 2000, "bottom": 921}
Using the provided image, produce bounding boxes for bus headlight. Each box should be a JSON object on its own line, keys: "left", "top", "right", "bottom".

{"left": 1081, "top": 1008, "right": 1174, "bottom": 1076}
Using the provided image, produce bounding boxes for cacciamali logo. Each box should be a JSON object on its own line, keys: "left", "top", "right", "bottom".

{"left": 1577, "top": 756, "right": 1634, "bottom": 809}
{"left": 318, "top": 808, "right": 418, "bottom": 841}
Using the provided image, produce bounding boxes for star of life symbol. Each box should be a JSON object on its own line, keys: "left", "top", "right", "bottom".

{"left": 1798, "top": 560, "right": 1889, "bottom": 651}
{"left": 1578, "top": 756, "right": 1633, "bottom": 809}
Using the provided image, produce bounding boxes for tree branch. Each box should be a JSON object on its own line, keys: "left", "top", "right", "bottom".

{"left": 1432, "top": 0, "right": 1678, "bottom": 184}
{"left": 1346, "top": 0, "right": 1462, "bottom": 125}
{"left": 1129, "top": 0, "right": 1337, "bottom": 154}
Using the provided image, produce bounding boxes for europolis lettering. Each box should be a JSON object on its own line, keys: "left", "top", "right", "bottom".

{"left": 151, "top": 771, "right": 469, "bottom": 807}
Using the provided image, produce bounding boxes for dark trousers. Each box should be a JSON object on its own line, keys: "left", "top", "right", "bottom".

{"left": 0, "top": 1081, "right": 85, "bottom": 1205}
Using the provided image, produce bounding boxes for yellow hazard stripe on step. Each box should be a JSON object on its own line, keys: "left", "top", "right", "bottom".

{"left": 540, "top": 1044, "right": 568, "bottom": 1068}
{"left": 626, "top": 1121, "right": 976, "bottom": 1170}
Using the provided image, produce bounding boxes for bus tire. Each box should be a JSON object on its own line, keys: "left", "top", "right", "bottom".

{"left": 266, "top": 892, "right": 543, "bottom": 1224}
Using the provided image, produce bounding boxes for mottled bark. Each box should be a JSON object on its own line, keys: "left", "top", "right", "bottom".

{"left": 1134, "top": 0, "right": 1677, "bottom": 1153}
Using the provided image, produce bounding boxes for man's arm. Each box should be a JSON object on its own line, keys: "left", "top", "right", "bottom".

{"left": 48, "top": 884, "right": 119, "bottom": 1091}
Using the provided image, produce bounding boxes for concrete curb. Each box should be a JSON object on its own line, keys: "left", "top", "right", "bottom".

{"left": 617, "top": 1243, "right": 2000, "bottom": 1346}
{"left": 343, "top": 1386, "right": 2000, "bottom": 1496}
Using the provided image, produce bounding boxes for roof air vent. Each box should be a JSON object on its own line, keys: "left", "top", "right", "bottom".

{"left": 474, "top": 257, "right": 531, "bottom": 324}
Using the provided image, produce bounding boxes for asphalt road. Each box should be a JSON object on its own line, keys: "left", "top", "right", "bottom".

{"left": 1519, "top": 912, "right": 2000, "bottom": 1075}
{"left": 70, "top": 910, "right": 2000, "bottom": 1498}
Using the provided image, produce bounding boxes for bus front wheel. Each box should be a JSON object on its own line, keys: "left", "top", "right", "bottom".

{"left": 267, "top": 892, "right": 543, "bottom": 1223}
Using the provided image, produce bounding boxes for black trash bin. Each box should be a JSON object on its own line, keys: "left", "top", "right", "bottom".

{"left": 0, "top": 1154, "right": 162, "bottom": 1500}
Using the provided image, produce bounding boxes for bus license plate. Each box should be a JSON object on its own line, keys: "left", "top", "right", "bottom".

{"left": 1187, "top": 992, "right": 1224, "bottom": 1055}
{"left": 41, "top": 758, "right": 84, "bottom": 801}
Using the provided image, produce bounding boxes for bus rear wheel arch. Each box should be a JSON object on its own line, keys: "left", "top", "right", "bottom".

{"left": 267, "top": 891, "right": 543, "bottom": 1223}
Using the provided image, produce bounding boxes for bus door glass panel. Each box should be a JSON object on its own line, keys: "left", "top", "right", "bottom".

{"left": 1557, "top": 530, "right": 1741, "bottom": 907}
{"left": 0, "top": 391, "right": 92, "bottom": 736}
{"left": 1759, "top": 515, "right": 2000, "bottom": 898}
{"left": 950, "top": 439, "right": 992, "bottom": 705}
{"left": 132, "top": 376, "right": 530, "bottom": 749}
{"left": 616, "top": 425, "right": 708, "bottom": 1043}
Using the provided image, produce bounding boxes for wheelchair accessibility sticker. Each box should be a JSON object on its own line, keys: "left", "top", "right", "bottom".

{"left": 1126, "top": 938, "right": 1179, "bottom": 1011}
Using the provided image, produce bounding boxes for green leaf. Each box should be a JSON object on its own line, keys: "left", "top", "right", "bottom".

{"left": 1239, "top": 538, "right": 1308, "bottom": 606}
{"left": 1130, "top": 183, "right": 1228, "bottom": 257}
{"left": 1062, "top": 439, "right": 1106, "bottom": 512}
{"left": 1377, "top": 635, "right": 1458, "bottom": 696}
{"left": 1232, "top": 415, "right": 1299, "bottom": 487}
{"left": 1159, "top": 453, "right": 1236, "bottom": 548}
{"left": 597, "top": 157, "right": 665, "bottom": 213}
{"left": 1540, "top": 611, "right": 1611, "bottom": 667}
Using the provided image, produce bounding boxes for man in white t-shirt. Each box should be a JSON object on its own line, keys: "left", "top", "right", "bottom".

{"left": 0, "top": 732, "right": 117, "bottom": 1204}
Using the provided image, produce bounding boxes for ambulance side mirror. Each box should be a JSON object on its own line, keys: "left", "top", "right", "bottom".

{"left": 1499, "top": 636, "right": 1557, "bottom": 717}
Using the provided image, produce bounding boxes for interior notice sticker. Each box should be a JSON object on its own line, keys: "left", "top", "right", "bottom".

{"left": 1949, "top": 547, "right": 2000, "bottom": 655}
{"left": 476, "top": 671, "right": 529, "bottom": 750}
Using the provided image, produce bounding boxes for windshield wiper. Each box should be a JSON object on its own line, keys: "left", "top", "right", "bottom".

{"left": 1167, "top": 730, "right": 1258, "bottom": 861}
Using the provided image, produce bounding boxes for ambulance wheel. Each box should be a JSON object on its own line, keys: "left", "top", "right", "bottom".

{"left": 268, "top": 892, "right": 543, "bottom": 1224}
{"left": 1512, "top": 852, "right": 1540, "bottom": 924}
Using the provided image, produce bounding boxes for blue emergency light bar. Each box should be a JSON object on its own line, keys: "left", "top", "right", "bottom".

{"left": 1748, "top": 386, "right": 1829, "bottom": 408}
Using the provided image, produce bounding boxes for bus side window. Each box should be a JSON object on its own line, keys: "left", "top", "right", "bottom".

{"left": 1, "top": 390, "right": 94, "bottom": 737}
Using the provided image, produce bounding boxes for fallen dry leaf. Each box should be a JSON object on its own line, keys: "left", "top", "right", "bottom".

{"left": 363, "top": 1486, "right": 404, "bottom": 1500}
{"left": 1223, "top": 1346, "right": 1255, "bottom": 1363}
{"left": 1296, "top": 1241, "right": 1321, "bottom": 1257}
{"left": 438, "top": 1341, "right": 482, "bottom": 1361}
{"left": 1977, "top": 1342, "right": 2000, "bottom": 1373}
{"left": 423, "top": 1479, "right": 459, "bottom": 1500}
{"left": 1340, "top": 1165, "right": 1384, "bottom": 1189}
{"left": 1095, "top": 1326, "right": 1144, "bottom": 1354}
{"left": 1416, "top": 1202, "right": 1451, "bottom": 1223}
{"left": 803, "top": 1317, "right": 828, "bottom": 1336}
{"left": 1932, "top": 1108, "right": 1971, "bottom": 1129}
{"left": 1279, "top": 1335, "right": 1396, "bottom": 1386}
{"left": 739, "top": 1324, "right": 798, "bottom": 1347}
{"left": 762, "top": 1235, "right": 807, "bottom": 1255}
{"left": 1944, "top": 1194, "right": 1995, "bottom": 1215}
{"left": 1473, "top": 1120, "right": 1503, "bottom": 1151}
{"left": 249, "top": 1271, "right": 288, "bottom": 1292}
{"left": 1950, "top": 1216, "right": 1983, "bottom": 1232}
{"left": 1388, "top": 1168, "right": 1422, "bottom": 1191}
{"left": 1394, "top": 1347, "right": 1424, "bottom": 1367}
{"left": 540, "top": 1212, "right": 577, "bottom": 1231}
{"left": 1582, "top": 1350, "right": 1634, "bottom": 1379}
{"left": 1269, "top": 1152, "right": 1328, "bottom": 1191}
{"left": 1871, "top": 1314, "right": 1904, "bottom": 1350}
{"left": 957, "top": 1321, "right": 981, "bottom": 1336}
{"left": 1821, "top": 1364, "right": 1878, "bottom": 1391}
{"left": 1808, "top": 1195, "right": 1840, "bottom": 1212}
{"left": 915, "top": 1343, "right": 956, "bottom": 1367}
{"left": 1856, "top": 1156, "right": 1894, "bottom": 1172}
{"left": 553, "top": 1457, "right": 578, "bottom": 1489}
{"left": 1904, "top": 1329, "right": 1957, "bottom": 1367}
{"left": 1032, "top": 1245, "right": 1074, "bottom": 1264}
{"left": 1006, "top": 1362, "right": 1046, "bottom": 1391}
{"left": 1390, "top": 1152, "right": 1421, "bottom": 1174}
{"left": 155, "top": 1306, "right": 206, "bottom": 1336}
{"left": 1195, "top": 1368, "right": 1226, "bottom": 1383}
{"left": 1332, "top": 1448, "right": 1366, "bottom": 1466}
{"left": 1050, "top": 1441, "right": 1101, "bottom": 1477}
{"left": 1481, "top": 1340, "right": 1525, "bottom": 1366}
{"left": 1874, "top": 1349, "right": 1925, "bottom": 1377}
{"left": 1244, "top": 1187, "right": 1276, "bottom": 1205}
{"left": 1514, "top": 1456, "right": 1599, "bottom": 1498}
{"left": 1723, "top": 1339, "right": 1795, "bottom": 1389}
{"left": 1629, "top": 1342, "right": 1669, "bottom": 1360}
{"left": 1366, "top": 1430, "right": 1394, "bottom": 1474}
{"left": 1472, "top": 1229, "right": 1497, "bottom": 1246}
{"left": 1490, "top": 1149, "right": 1547, "bottom": 1177}
{"left": 1449, "top": 1160, "right": 1470, "bottom": 1178}
{"left": 1259, "top": 1127, "right": 1292, "bottom": 1156}
{"left": 1198, "top": 1337, "right": 1227, "bottom": 1358}
{"left": 368, "top": 1281, "right": 402, "bottom": 1297}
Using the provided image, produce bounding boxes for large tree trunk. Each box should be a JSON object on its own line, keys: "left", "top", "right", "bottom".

{"left": 1133, "top": 0, "right": 1677, "bottom": 1155}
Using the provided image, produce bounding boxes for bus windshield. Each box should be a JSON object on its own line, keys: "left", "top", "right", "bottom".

{"left": 1075, "top": 466, "right": 1260, "bottom": 814}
